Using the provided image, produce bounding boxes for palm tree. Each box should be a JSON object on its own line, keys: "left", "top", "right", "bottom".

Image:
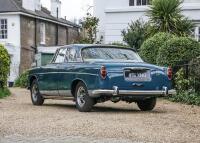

{"left": 148, "top": 0, "right": 194, "bottom": 36}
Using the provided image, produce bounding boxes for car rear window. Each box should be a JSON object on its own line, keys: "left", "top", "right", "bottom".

{"left": 82, "top": 47, "right": 143, "bottom": 62}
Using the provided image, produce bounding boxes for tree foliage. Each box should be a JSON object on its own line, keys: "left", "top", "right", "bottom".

{"left": 0, "top": 44, "right": 10, "bottom": 88}
{"left": 122, "top": 19, "right": 151, "bottom": 50}
{"left": 148, "top": 0, "right": 194, "bottom": 36}
{"left": 82, "top": 13, "right": 99, "bottom": 43}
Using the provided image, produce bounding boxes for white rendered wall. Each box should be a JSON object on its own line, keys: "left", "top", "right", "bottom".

{"left": 0, "top": 14, "right": 21, "bottom": 83}
{"left": 94, "top": 0, "right": 200, "bottom": 44}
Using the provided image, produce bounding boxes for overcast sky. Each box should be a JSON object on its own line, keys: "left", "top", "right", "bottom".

{"left": 41, "top": 0, "right": 93, "bottom": 21}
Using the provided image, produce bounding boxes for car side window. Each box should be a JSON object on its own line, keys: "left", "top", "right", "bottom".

{"left": 66, "top": 47, "right": 81, "bottom": 63}
{"left": 54, "top": 48, "right": 67, "bottom": 63}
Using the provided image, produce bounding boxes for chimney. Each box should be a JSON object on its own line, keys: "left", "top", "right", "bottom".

{"left": 51, "top": 0, "right": 61, "bottom": 18}
{"left": 35, "top": 0, "right": 41, "bottom": 11}
{"left": 22, "top": 0, "right": 41, "bottom": 11}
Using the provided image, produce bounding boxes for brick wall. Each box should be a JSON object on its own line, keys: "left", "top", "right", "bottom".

{"left": 58, "top": 25, "right": 67, "bottom": 45}
{"left": 44, "top": 22, "right": 57, "bottom": 46}
{"left": 68, "top": 27, "right": 79, "bottom": 44}
{"left": 20, "top": 16, "right": 36, "bottom": 73}
{"left": 19, "top": 15, "right": 79, "bottom": 73}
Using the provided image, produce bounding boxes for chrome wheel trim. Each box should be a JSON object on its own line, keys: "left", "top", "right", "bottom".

{"left": 77, "top": 86, "right": 86, "bottom": 108}
{"left": 32, "top": 84, "right": 38, "bottom": 102}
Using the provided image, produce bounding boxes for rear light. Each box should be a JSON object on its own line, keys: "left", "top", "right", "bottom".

{"left": 167, "top": 67, "right": 173, "bottom": 80}
{"left": 100, "top": 66, "right": 107, "bottom": 79}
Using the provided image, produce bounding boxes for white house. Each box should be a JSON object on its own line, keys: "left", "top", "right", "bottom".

{"left": 94, "top": 0, "right": 200, "bottom": 44}
{"left": 0, "top": 0, "right": 80, "bottom": 86}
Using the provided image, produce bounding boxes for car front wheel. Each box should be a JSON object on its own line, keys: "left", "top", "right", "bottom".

{"left": 137, "top": 98, "right": 157, "bottom": 111}
{"left": 31, "top": 80, "right": 44, "bottom": 106}
{"left": 75, "top": 82, "right": 95, "bottom": 112}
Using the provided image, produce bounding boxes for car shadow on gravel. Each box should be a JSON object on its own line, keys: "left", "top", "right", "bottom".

{"left": 42, "top": 103, "right": 166, "bottom": 114}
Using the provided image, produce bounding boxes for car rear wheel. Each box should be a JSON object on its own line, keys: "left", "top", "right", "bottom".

{"left": 31, "top": 80, "right": 44, "bottom": 106}
{"left": 137, "top": 98, "right": 157, "bottom": 111}
{"left": 75, "top": 82, "right": 94, "bottom": 112}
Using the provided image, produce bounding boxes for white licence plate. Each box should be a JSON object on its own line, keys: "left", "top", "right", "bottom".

{"left": 129, "top": 73, "right": 147, "bottom": 78}
{"left": 124, "top": 70, "right": 151, "bottom": 81}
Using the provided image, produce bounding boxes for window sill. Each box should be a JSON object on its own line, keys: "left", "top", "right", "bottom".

{"left": 40, "top": 42, "right": 46, "bottom": 45}
{"left": 105, "top": 6, "right": 150, "bottom": 13}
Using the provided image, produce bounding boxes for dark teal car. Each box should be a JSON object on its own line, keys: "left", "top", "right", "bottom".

{"left": 28, "top": 44, "right": 176, "bottom": 112}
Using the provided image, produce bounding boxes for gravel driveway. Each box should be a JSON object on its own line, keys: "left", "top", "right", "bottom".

{"left": 0, "top": 88, "right": 200, "bottom": 143}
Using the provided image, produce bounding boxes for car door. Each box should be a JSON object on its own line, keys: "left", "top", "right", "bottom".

{"left": 57, "top": 47, "right": 81, "bottom": 97}
{"left": 38, "top": 48, "right": 67, "bottom": 96}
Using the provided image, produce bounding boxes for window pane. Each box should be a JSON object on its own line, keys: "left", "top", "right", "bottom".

{"left": 0, "top": 19, "right": 7, "bottom": 39}
{"left": 40, "top": 23, "right": 46, "bottom": 44}
{"left": 66, "top": 48, "right": 79, "bottom": 62}
{"left": 129, "top": 0, "right": 134, "bottom": 6}
{"left": 142, "top": 0, "right": 147, "bottom": 5}
{"left": 82, "top": 47, "right": 143, "bottom": 62}
{"left": 137, "top": 0, "right": 141, "bottom": 5}
{"left": 54, "top": 48, "right": 67, "bottom": 63}
{"left": 1, "top": 20, "right": 4, "bottom": 24}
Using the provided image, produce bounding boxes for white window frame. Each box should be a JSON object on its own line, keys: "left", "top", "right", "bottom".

{"left": 0, "top": 19, "right": 8, "bottom": 39}
{"left": 129, "top": 0, "right": 149, "bottom": 6}
{"left": 40, "top": 22, "right": 46, "bottom": 44}
{"left": 195, "top": 27, "right": 200, "bottom": 42}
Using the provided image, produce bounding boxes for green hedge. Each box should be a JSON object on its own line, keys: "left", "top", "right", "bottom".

{"left": 140, "top": 32, "right": 173, "bottom": 64}
{"left": 157, "top": 37, "right": 200, "bottom": 67}
{"left": 168, "top": 92, "right": 200, "bottom": 106}
{"left": 14, "top": 71, "right": 29, "bottom": 88}
{"left": 0, "top": 44, "right": 10, "bottom": 88}
{"left": 0, "top": 88, "right": 10, "bottom": 99}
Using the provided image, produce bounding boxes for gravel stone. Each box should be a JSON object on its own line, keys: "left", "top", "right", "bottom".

{"left": 0, "top": 88, "right": 200, "bottom": 143}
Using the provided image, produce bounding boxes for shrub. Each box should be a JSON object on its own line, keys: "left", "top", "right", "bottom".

{"left": 157, "top": 37, "right": 200, "bottom": 67}
{"left": 0, "top": 44, "right": 10, "bottom": 88}
{"left": 174, "top": 68, "right": 192, "bottom": 93}
{"left": 14, "top": 71, "right": 29, "bottom": 88}
{"left": 189, "top": 57, "right": 200, "bottom": 92}
{"left": 140, "top": 32, "right": 173, "bottom": 64}
{"left": 168, "top": 91, "right": 200, "bottom": 106}
{"left": 122, "top": 19, "right": 151, "bottom": 50}
{"left": 0, "top": 88, "right": 10, "bottom": 99}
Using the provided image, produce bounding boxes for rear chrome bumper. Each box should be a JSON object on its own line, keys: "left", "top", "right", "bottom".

{"left": 90, "top": 86, "right": 176, "bottom": 98}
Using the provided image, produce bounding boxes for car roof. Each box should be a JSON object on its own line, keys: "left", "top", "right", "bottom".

{"left": 58, "top": 44, "right": 136, "bottom": 51}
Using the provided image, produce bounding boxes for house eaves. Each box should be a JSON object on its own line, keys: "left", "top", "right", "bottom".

{"left": 0, "top": 0, "right": 80, "bottom": 28}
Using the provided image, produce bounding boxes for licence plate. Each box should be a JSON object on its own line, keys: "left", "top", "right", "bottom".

{"left": 124, "top": 70, "right": 151, "bottom": 81}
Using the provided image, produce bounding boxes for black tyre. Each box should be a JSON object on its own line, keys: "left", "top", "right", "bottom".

{"left": 30, "top": 80, "right": 44, "bottom": 106}
{"left": 75, "top": 82, "right": 95, "bottom": 112}
{"left": 137, "top": 98, "right": 157, "bottom": 111}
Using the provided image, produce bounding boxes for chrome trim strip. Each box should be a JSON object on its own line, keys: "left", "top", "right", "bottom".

{"left": 43, "top": 96, "right": 74, "bottom": 100}
{"left": 40, "top": 90, "right": 73, "bottom": 97}
{"left": 29, "top": 72, "right": 98, "bottom": 76}
{"left": 40, "top": 90, "right": 58, "bottom": 96}
{"left": 58, "top": 90, "right": 72, "bottom": 96}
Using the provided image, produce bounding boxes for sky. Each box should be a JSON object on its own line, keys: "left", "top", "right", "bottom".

{"left": 41, "top": 0, "right": 93, "bottom": 21}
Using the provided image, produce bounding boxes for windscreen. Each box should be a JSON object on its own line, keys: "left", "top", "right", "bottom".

{"left": 82, "top": 47, "right": 143, "bottom": 62}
